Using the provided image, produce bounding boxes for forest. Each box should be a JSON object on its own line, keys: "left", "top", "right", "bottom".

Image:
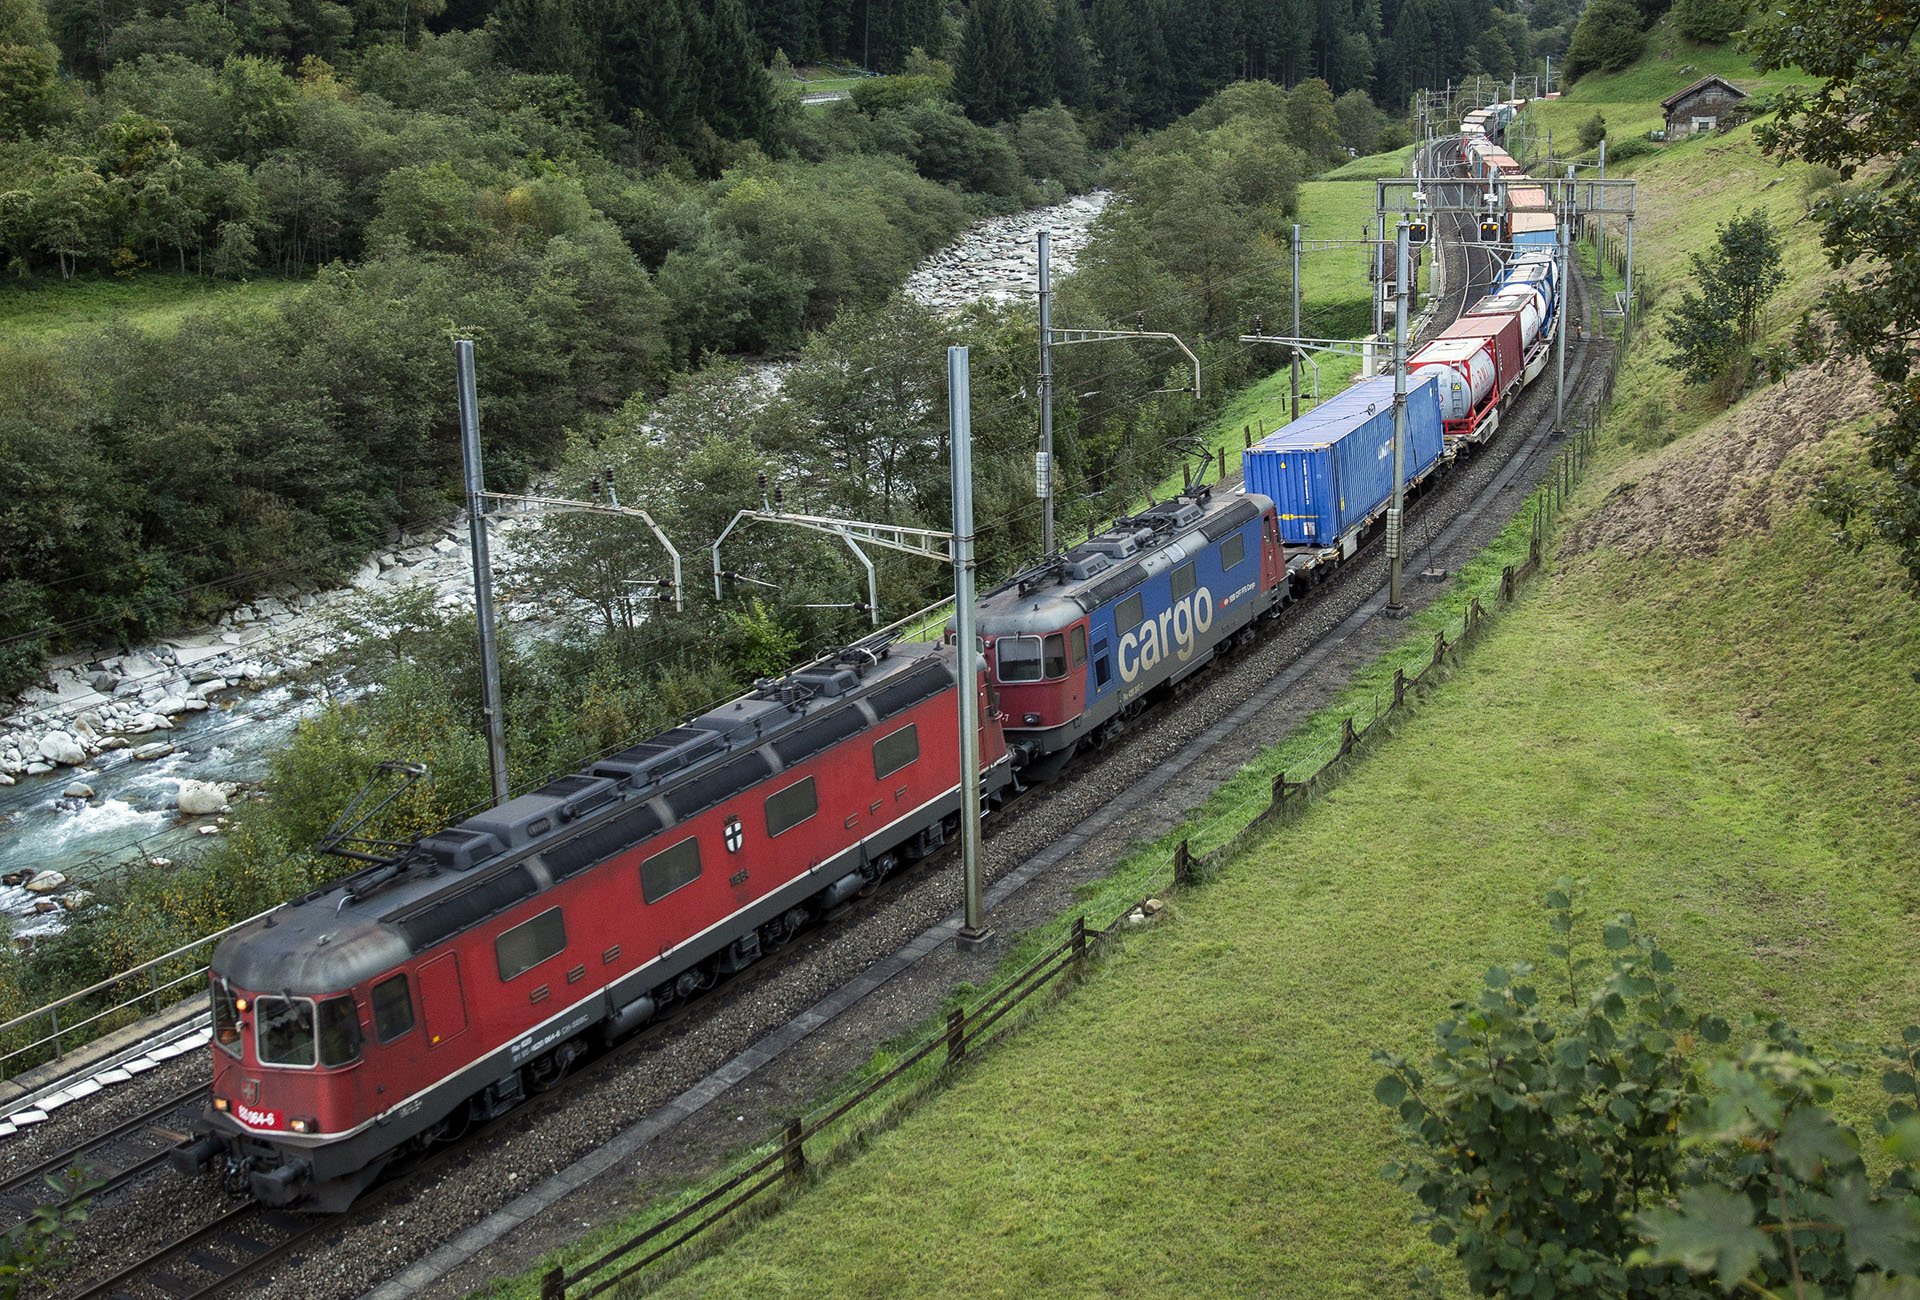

{"left": 0, "top": 0, "right": 1590, "bottom": 697}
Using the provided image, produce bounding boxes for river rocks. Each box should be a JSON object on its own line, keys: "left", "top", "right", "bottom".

{"left": 132, "top": 742, "right": 176, "bottom": 761}
{"left": 23, "top": 870, "right": 67, "bottom": 893}
{"left": 153, "top": 695, "right": 188, "bottom": 715}
{"left": 38, "top": 731, "right": 85, "bottom": 766}
{"left": 62, "top": 781, "right": 96, "bottom": 799}
{"left": 88, "top": 671, "right": 120, "bottom": 693}
{"left": 904, "top": 190, "right": 1112, "bottom": 312}
{"left": 0, "top": 772, "right": 13, "bottom": 786}
{"left": 176, "top": 779, "right": 229, "bottom": 815}
{"left": 24, "top": 761, "right": 52, "bottom": 775}
{"left": 62, "top": 890, "right": 93, "bottom": 911}
{"left": 124, "top": 712, "right": 173, "bottom": 734}
{"left": 97, "top": 736, "right": 129, "bottom": 751}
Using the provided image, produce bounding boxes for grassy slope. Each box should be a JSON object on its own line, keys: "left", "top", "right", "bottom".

{"left": 552, "top": 54, "right": 1920, "bottom": 1299}
{"left": 1531, "top": 30, "right": 1808, "bottom": 144}
{"left": 0, "top": 274, "right": 299, "bottom": 346}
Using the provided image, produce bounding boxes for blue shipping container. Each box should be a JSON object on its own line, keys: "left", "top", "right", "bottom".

{"left": 1242, "top": 374, "right": 1445, "bottom": 548}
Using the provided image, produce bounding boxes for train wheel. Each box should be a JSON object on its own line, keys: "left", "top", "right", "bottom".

{"left": 527, "top": 1039, "right": 586, "bottom": 1093}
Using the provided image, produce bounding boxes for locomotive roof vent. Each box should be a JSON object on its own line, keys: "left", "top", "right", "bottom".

{"left": 593, "top": 727, "right": 726, "bottom": 786}
{"left": 1083, "top": 533, "right": 1140, "bottom": 560}
{"left": 791, "top": 667, "right": 860, "bottom": 698}
{"left": 416, "top": 826, "right": 506, "bottom": 872}
{"left": 466, "top": 791, "right": 575, "bottom": 851}
{"left": 1063, "top": 550, "right": 1113, "bottom": 581}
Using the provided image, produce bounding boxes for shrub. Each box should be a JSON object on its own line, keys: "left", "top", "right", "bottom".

{"left": 1578, "top": 111, "right": 1607, "bottom": 150}
{"left": 1671, "top": 0, "right": 1746, "bottom": 42}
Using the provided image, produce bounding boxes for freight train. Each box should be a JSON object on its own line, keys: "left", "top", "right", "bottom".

{"left": 170, "top": 113, "right": 1567, "bottom": 1211}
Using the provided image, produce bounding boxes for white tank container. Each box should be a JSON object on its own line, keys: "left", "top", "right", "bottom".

{"left": 1408, "top": 338, "right": 1496, "bottom": 420}
{"left": 1468, "top": 290, "right": 1544, "bottom": 351}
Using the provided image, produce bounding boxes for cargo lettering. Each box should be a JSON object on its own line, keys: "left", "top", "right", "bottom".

{"left": 1116, "top": 588, "right": 1214, "bottom": 683}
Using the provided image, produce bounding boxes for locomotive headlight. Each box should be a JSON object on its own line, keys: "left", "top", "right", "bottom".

{"left": 234, "top": 998, "right": 248, "bottom": 1012}
{"left": 290, "top": 1117, "right": 316, "bottom": 1134}
{"left": 213, "top": 1097, "right": 230, "bottom": 1111}
{"left": 1022, "top": 713, "right": 1042, "bottom": 725}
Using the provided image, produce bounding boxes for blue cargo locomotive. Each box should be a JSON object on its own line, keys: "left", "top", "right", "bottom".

{"left": 973, "top": 487, "right": 1291, "bottom": 779}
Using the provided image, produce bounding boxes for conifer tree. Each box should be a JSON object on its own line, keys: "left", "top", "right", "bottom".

{"left": 1051, "top": 0, "right": 1092, "bottom": 107}
{"left": 953, "top": 0, "right": 1017, "bottom": 122}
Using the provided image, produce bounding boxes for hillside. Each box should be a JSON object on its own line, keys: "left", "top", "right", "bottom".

{"left": 476, "top": 48, "right": 1920, "bottom": 1300}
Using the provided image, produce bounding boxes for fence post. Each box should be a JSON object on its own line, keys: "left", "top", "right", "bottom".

{"left": 541, "top": 1266, "right": 566, "bottom": 1300}
{"left": 1071, "top": 915, "right": 1086, "bottom": 961}
{"left": 50, "top": 1007, "right": 61, "bottom": 1062}
{"left": 784, "top": 1117, "right": 806, "bottom": 1183}
{"left": 1270, "top": 771, "right": 1287, "bottom": 808}
{"left": 1500, "top": 564, "right": 1514, "bottom": 600}
{"left": 1340, "top": 717, "right": 1356, "bottom": 756}
{"left": 1218, "top": 447, "right": 1227, "bottom": 480}
{"left": 1392, "top": 667, "right": 1405, "bottom": 708}
{"left": 1432, "top": 629, "right": 1446, "bottom": 666}
{"left": 1173, "top": 838, "right": 1192, "bottom": 887}
{"left": 945, "top": 1007, "right": 966, "bottom": 1066}
{"left": 1244, "top": 425, "right": 1252, "bottom": 449}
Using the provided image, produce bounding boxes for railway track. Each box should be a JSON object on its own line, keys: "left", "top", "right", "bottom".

{"left": 39, "top": 139, "right": 1606, "bottom": 1300}
{"left": 0, "top": 1084, "right": 206, "bottom": 1235}
{"left": 67, "top": 1199, "right": 334, "bottom": 1300}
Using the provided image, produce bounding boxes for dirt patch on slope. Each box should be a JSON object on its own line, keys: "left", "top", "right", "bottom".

{"left": 1563, "top": 362, "right": 1881, "bottom": 560}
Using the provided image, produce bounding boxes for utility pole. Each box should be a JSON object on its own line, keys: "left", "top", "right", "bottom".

{"left": 1037, "top": 230, "right": 1055, "bottom": 556}
{"left": 455, "top": 339, "right": 509, "bottom": 808}
{"left": 1290, "top": 223, "right": 1302, "bottom": 421}
{"left": 949, "top": 346, "right": 990, "bottom": 952}
{"left": 1556, "top": 167, "right": 1572, "bottom": 424}
{"left": 1624, "top": 214, "right": 1636, "bottom": 345}
{"left": 1595, "top": 138, "right": 1606, "bottom": 283}
{"left": 1385, "top": 221, "right": 1411, "bottom": 619}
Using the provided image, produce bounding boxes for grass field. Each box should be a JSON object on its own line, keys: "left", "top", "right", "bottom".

{"left": 1527, "top": 35, "right": 1809, "bottom": 148}
{"left": 0, "top": 274, "right": 299, "bottom": 346}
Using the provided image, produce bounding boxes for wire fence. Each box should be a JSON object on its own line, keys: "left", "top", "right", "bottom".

{"left": 531, "top": 380, "right": 1622, "bottom": 1298}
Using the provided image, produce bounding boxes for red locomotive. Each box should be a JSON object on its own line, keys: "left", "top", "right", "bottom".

{"left": 171, "top": 639, "right": 1011, "bottom": 1208}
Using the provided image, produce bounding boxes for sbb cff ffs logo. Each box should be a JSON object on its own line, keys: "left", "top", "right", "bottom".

{"left": 1116, "top": 587, "right": 1216, "bottom": 683}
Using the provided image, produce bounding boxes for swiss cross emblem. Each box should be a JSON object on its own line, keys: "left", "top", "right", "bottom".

{"left": 724, "top": 816, "right": 744, "bottom": 853}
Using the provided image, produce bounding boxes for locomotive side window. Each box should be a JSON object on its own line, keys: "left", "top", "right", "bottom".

{"left": 1171, "top": 562, "right": 1196, "bottom": 599}
{"left": 640, "top": 838, "right": 702, "bottom": 903}
{"left": 1071, "top": 626, "right": 1087, "bottom": 666}
{"left": 256, "top": 996, "right": 317, "bottom": 1068}
{"left": 873, "top": 725, "right": 919, "bottom": 779}
{"left": 1115, "top": 592, "right": 1144, "bottom": 631}
{"left": 1221, "top": 533, "right": 1246, "bottom": 570}
{"left": 1043, "top": 634, "right": 1068, "bottom": 679}
{"left": 372, "top": 974, "right": 414, "bottom": 1043}
{"left": 996, "top": 636, "right": 1043, "bottom": 682}
{"left": 496, "top": 907, "right": 567, "bottom": 981}
{"left": 212, "top": 977, "right": 241, "bottom": 1058}
{"left": 766, "top": 777, "right": 819, "bottom": 837}
{"left": 318, "top": 995, "right": 362, "bottom": 1067}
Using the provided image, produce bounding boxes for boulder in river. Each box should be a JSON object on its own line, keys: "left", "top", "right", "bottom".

{"left": 132, "top": 741, "right": 176, "bottom": 761}
{"left": 24, "top": 870, "right": 67, "bottom": 893}
{"left": 38, "top": 731, "right": 85, "bottom": 766}
{"left": 124, "top": 712, "right": 173, "bottom": 735}
{"left": 62, "top": 781, "right": 96, "bottom": 799}
{"left": 176, "top": 779, "right": 229, "bottom": 815}
{"left": 175, "top": 779, "right": 227, "bottom": 810}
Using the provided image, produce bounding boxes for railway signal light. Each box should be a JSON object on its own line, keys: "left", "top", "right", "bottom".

{"left": 1409, "top": 220, "right": 1430, "bottom": 246}
{"left": 1481, "top": 219, "right": 1501, "bottom": 241}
